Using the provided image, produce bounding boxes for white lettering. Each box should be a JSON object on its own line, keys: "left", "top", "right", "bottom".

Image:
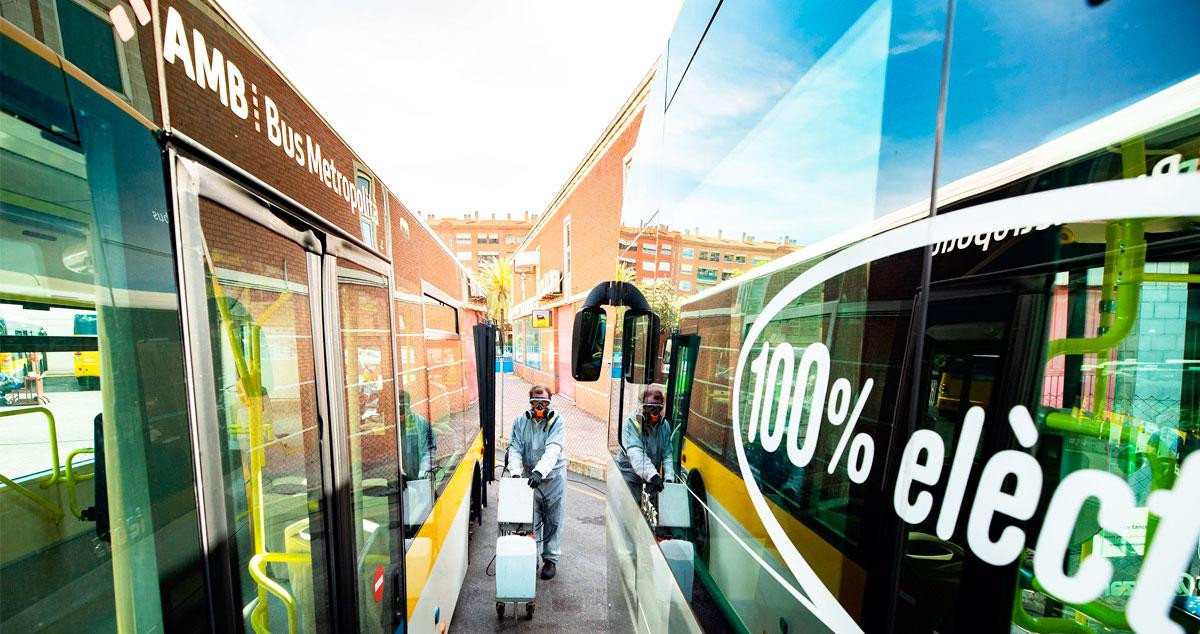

{"left": 1127, "top": 453, "right": 1200, "bottom": 633}
{"left": 227, "top": 61, "right": 247, "bottom": 119}
{"left": 1034, "top": 469, "right": 1136, "bottom": 604}
{"left": 162, "top": 7, "right": 195, "bottom": 80}
{"left": 192, "top": 30, "right": 226, "bottom": 106}
{"left": 1153, "top": 153, "right": 1182, "bottom": 176}
{"left": 760, "top": 342, "right": 795, "bottom": 452}
{"left": 747, "top": 342, "right": 770, "bottom": 443}
{"left": 265, "top": 96, "right": 281, "bottom": 146}
{"left": 786, "top": 342, "right": 830, "bottom": 468}
{"left": 893, "top": 429, "right": 944, "bottom": 524}
{"left": 936, "top": 406, "right": 984, "bottom": 540}
{"left": 293, "top": 131, "right": 305, "bottom": 166}
{"left": 966, "top": 449, "right": 1042, "bottom": 566}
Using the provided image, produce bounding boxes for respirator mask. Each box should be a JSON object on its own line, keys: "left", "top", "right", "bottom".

{"left": 528, "top": 397, "right": 552, "bottom": 420}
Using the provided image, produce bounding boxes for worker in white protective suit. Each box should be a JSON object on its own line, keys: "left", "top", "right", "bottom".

{"left": 615, "top": 385, "right": 676, "bottom": 505}
{"left": 504, "top": 384, "right": 566, "bottom": 580}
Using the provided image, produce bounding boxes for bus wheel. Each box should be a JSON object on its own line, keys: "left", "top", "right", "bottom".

{"left": 686, "top": 470, "right": 710, "bottom": 562}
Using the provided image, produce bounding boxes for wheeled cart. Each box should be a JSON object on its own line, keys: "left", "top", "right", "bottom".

{"left": 495, "top": 477, "right": 537, "bottom": 620}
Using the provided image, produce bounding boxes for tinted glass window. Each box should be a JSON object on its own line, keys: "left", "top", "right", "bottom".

{"left": 938, "top": 0, "right": 1200, "bottom": 190}
{"left": 56, "top": 0, "right": 124, "bottom": 94}
{"left": 1, "top": 74, "right": 206, "bottom": 630}
{"left": 654, "top": 0, "right": 946, "bottom": 252}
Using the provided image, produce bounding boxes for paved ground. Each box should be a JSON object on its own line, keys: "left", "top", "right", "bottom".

{"left": 495, "top": 372, "right": 608, "bottom": 470}
{"left": 0, "top": 380, "right": 100, "bottom": 478}
{"left": 453, "top": 467, "right": 609, "bottom": 632}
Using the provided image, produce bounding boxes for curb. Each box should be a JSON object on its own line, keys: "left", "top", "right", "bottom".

{"left": 565, "top": 456, "right": 606, "bottom": 481}
{"left": 491, "top": 444, "right": 607, "bottom": 482}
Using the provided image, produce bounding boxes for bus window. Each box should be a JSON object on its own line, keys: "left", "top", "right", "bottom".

{"left": 1, "top": 66, "right": 207, "bottom": 630}
{"left": 72, "top": 313, "right": 99, "bottom": 389}
{"left": 897, "top": 217, "right": 1200, "bottom": 632}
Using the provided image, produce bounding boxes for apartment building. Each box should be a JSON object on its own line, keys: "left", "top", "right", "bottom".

{"left": 618, "top": 225, "right": 799, "bottom": 294}
{"left": 429, "top": 211, "right": 538, "bottom": 276}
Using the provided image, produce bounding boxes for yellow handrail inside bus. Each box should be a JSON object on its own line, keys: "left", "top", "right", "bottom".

{"left": 202, "top": 235, "right": 300, "bottom": 634}
{"left": 0, "top": 406, "right": 62, "bottom": 487}
{"left": 64, "top": 447, "right": 96, "bottom": 520}
{"left": 0, "top": 472, "right": 63, "bottom": 520}
{"left": 249, "top": 552, "right": 310, "bottom": 634}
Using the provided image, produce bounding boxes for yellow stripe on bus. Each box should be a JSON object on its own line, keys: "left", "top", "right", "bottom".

{"left": 681, "top": 439, "right": 867, "bottom": 618}
{"left": 405, "top": 430, "right": 483, "bottom": 619}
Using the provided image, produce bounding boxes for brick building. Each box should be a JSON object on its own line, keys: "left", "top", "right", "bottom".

{"left": 509, "top": 71, "right": 652, "bottom": 418}
{"left": 618, "top": 225, "right": 799, "bottom": 294}
{"left": 429, "top": 211, "right": 537, "bottom": 276}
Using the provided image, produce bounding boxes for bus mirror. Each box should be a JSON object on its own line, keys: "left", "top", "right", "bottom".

{"left": 621, "top": 311, "right": 659, "bottom": 385}
{"left": 571, "top": 307, "right": 607, "bottom": 381}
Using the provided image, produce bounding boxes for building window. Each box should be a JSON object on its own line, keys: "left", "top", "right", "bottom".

{"left": 682, "top": 248, "right": 694, "bottom": 258}
{"left": 679, "top": 280, "right": 691, "bottom": 292}
{"left": 723, "top": 253, "right": 735, "bottom": 263}
{"left": 57, "top": 0, "right": 126, "bottom": 94}
{"left": 658, "top": 261, "right": 670, "bottom": 272}
{"left": 661, "top": 245, "right": 672, "bottom": 255}
{"left": 505, "top": 234, "right": 517, "bottom": 245}
{"left": 642, "top": 261, "right": 655, "bottom": 272}
{"left": 753, "top": 256, "right": 769, "bottom": 266}
{"left": 477, "top": 234, "right": 487, "bottom": 244}
{"left": 681, "top": 264, "right": 693, "bottom": 274}
{"left": 456, "top": 251, "right": 472, "bottom": 261}
{"left": 356, "top": 172, "right": 377, "bottom": 249}
{"left": 456, "top": 233, "right": 471, "bottom": 245}
{"left": 618, "top": 240, "right": 633, "bottom": 252}
{"left": 697, "top": 267, "right": 718, "bottom": 282}
{"left": 642, "top": 244, "right": 657, "bottom": 255}
{"left": 734, "top": 255, "right": 747, "bottom": 264}
{"left": 489, "top": 233, "right": 500, "bottom": 244}
{"left": 721, "top": 271, "right": 736, "bottom": 281}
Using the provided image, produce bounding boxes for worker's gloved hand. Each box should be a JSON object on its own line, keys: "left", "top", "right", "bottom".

{"left": 528, "top": 471, "right": 544, "bottom": 489}
{"left": 647, "top": 474, "right": 664, "bottom": 494}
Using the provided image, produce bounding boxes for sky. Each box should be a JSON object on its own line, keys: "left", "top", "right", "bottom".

{"left": 234, "top": 0, "right": 681, "bottom": 221}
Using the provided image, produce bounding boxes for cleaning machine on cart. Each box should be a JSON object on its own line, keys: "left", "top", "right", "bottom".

{"left": 495, "top": 477, "right": 538, "bottom": 619}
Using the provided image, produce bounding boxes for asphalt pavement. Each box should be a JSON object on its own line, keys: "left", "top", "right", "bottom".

{"left": 452, "top": 467, "right": 609, "bottom": 632}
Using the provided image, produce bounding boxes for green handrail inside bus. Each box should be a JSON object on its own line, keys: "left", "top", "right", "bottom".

{"left": 64, "top": 447, "right": 96, "bottom": 520}
{"left": 1043, "top": 219, "right": 1147, "bottom": 441}
{"left": 1013, "top": 565, "right": 1131, "bottom": 631}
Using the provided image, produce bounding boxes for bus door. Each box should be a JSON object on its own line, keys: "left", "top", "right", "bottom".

{"left": 173, "top": 156, "right": 403, "bottom": 633}
{"left": 321, "top": 237, "right": 404, "bottom": 633}
{"left": 894, "top": 274, "right": 1053, "bottom": 632}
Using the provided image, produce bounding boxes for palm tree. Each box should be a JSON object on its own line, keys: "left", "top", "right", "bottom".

{"left": 476, "top": 256, "right": 513, "bottom": 344}
{"left": 615, "top": 262, "right": 637, "bottom": 284}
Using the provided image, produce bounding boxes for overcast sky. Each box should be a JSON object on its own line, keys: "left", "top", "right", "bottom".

{"left": 233, "top": 0, "right": 680, "bottom": 220}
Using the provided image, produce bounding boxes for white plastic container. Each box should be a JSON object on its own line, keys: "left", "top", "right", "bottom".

{"left": 495, "top": 534, "right": 538, "bottom": 602}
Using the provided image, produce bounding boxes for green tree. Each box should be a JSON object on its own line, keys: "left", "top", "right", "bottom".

{"left": 636, "top": 277, "right": 681, "bottom": 335}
